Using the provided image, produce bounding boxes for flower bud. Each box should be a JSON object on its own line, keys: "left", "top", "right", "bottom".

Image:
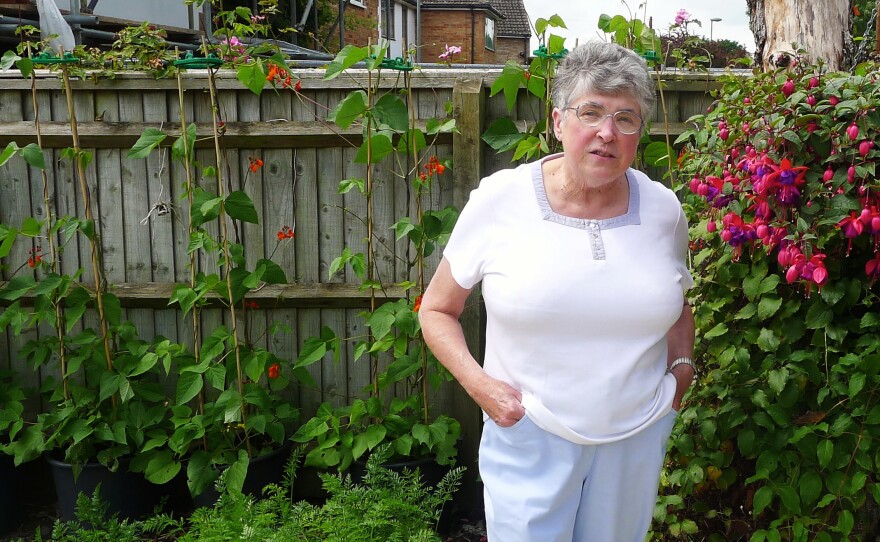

{"left": 848, "top": 123, "right": 860, "bottom": 140}
{"left": 823, "top": 167, "right": 834, "bottom": 182}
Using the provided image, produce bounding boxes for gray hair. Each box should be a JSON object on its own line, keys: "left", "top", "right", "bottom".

{"left": 551, "top": 42, "right": 655, "bottom": 125}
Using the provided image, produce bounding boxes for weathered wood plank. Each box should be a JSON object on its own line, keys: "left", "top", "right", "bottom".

{"left": 317, "top": 87, "right": 348, "bottom": 405}
{"left": 0, "top": 87, "right": 38, "bottom": 405}
{"left": 142, "top": 91, "right": 179, "bottom": 343}
{"left": 0, "top": 120, "right": 455, "bottom": 149}
{"left": 119, "top": 88, "right": 158, "bottom": 340}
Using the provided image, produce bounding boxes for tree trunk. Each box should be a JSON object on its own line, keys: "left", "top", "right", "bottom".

{"left": 747, "top": 0, "right": 853, "bottom": 70}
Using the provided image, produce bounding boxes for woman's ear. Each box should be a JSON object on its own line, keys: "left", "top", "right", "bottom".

{"left": 551, "top": 108, "right": 564, "bottom": 141}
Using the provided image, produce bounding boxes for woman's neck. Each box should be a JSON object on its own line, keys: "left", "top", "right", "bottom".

{"left": 543, "top": 158, "right": 629, "bottom": 220}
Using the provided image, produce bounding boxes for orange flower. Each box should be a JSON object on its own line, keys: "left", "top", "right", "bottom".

{"left": 28, "top": 246, "right": 42, "bottom": 267}
{"left": 294, "top": 80, "right": 302, "bottom": 92}
{"left": 854, "top": 5, "right": 861, "bottom": 16}
{"left": 267, "top": 362, "right": 281, "bottom": 379}
{"left": 277, "top": 225, "right": 295, "bottom": 240}
{"left": 413, "top": 295, "right": 423, "bottom": 312}
{"left": 249, "top": 157, "right": 264, "bottom": 173}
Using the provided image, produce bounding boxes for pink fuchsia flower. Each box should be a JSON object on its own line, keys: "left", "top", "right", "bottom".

{"left": 674, "top": 9, "right": 691, "bottom": 25}
{"left": 839, "top": 211, "right": 865, "bottom": 256}
{"left": 839, "top": 211, "right": 865, "bottom": 238}
{"left": 866, "top": 253, "right": 880, "bottom": 282}
{"left": 764, "top": 157, "right": 808, "bottom": 205}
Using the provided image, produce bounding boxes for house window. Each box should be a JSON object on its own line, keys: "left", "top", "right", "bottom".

{"left": 382, "top": 0, "right": 395, "bottom": 40}
{"left": 485, "top": 17, "right": 495, "bottom": 51}
{"left": 348, "top": 0, "right": 365, "bottom": 7}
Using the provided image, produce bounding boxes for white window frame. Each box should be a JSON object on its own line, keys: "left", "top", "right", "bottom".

{"left": 485, "top": 17, "right": 496, "bottom": 51}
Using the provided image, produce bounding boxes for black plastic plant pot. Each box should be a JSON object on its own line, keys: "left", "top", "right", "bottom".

{"left": 46, "top": 453, "right": 190, "bottom": 522}
{"left": 192, "top": 443, "right": 293, "bottom": 508}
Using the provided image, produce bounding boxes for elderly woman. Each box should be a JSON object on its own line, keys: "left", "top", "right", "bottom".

{"left": 418, "top": 42, "right": 695, "bottom": 541}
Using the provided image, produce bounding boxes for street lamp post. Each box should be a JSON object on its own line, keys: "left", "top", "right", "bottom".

{"left": 710, "top": 17, "right": 722, "bottom": 41}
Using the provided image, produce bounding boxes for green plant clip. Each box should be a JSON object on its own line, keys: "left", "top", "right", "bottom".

{"left": 31, "top": 51, "right": 79, "bottom": 65}
{"left": 173, "top": 52, "right": 224, "bottom": 69}
{"left": 532, "top": 45, "right": 567, "bottom": 60}
{"left": 641, "top": 50, "right": 659, "bottom": 61}
{"left": 372, "top": 55, "right": 413, "bottom": 71}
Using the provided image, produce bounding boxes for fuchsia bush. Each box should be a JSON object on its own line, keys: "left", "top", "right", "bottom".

{"left": 680, "top": 57, "right": 880, "bottom": 293}
{"left": 664, "top": 56, "right": 880, "bottom": 540}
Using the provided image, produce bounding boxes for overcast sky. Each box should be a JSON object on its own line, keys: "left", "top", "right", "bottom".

{"left": 519, "top": 0, "right": 755, "bottom": 53}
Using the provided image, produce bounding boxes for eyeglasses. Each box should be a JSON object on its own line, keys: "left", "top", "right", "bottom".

{"left": 564, "top": 103, "right": 643, "bottom": 135}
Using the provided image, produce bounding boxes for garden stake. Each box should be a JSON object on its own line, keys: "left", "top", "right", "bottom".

{"left": 365, "top": 60, "right": 379, "bottom": 397}
{"left": 174, "top": 51, "right": 208, "bottom": 447}
{"left": 403, "top": 68, "right": 430, "bottom": 424}
{"left": 205, "top": 49, "right": 252, "bottom": 457}
{"left": 26, "top": 44, "right": 69, "bottom": 400}
{"left": 57, "top": 53, "right": 115, "bottom": 391}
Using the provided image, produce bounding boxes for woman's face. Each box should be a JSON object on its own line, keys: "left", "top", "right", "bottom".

{"left": 551, "top": 92, "right": 642, "bottom": 186}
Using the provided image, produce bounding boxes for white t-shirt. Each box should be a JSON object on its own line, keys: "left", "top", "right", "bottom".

{"left": 443, "top": 154, "right": 693, "bottom": 444}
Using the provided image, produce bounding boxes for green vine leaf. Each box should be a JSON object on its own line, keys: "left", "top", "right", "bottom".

{"left": 255, "top": 258, "right": 286, "bottom": 284}
{"left": 325, "top": 45, "right": 370, "bottom": 80}
{"left": 175, "top": 372, "right": 203, "bottom": 404}
{"left": 644, "top": 141, "right": 674, "bottom": 167}
{"left": 172, "top": 123, "right": 197, "bottom": 163}
{"left": 236, "top": 61, "right": 266, "bottom": 95}
{"left": 355, "top": 132, "right": 394, "bottom": 164}
{"left": 21, "top": 143, "right": 45, "bottom": 170}
{"left": 0, "top": 50, "right": 20, "bottom": 71}
{"left": 373, "top": 94, "right": 409, "bottom": 132}
{"left": 489, "top": 62, "right": 526, "bottom": 112}
{"left": 482, "top": 118, "right": 525, "bottom": 152}
{"left": 128, "top": 128, "right": 167, "bottom": 159}
{"left": 225, "top": 190, "right": 259, "bottom": 224}
{"left": 0, "top": 142, "right": 18, "bottom": 168}
{"left": 329, "top": 90, "right": 368, "bottom": 129}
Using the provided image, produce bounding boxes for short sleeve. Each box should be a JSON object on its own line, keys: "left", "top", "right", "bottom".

{"left": 673, "top": 206, "right": 694, "bottom": 291}
{"left": 441, "top": 182, "right": 496, "bottom": 289}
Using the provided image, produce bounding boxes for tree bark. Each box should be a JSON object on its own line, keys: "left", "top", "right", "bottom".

{"left": 747, "top": 0, "right": 853, "bottom": 70}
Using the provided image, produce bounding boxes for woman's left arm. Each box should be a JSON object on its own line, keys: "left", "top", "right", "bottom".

{"left": 668, "top": 301, "right": 695, "bottom": 410}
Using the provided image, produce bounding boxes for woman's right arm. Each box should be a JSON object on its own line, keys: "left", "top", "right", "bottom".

{"left": 419, "top": 258, "right": 525, "bottom": 427}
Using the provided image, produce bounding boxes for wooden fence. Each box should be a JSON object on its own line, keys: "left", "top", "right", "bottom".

{"left": 0, "top": 67, "right": 720, "bottom": 498}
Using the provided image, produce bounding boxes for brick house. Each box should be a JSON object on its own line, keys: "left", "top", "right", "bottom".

{"left": 418, "top": 0, "right": 532, "bottom": 64}
{"left": 328, "top": 0, "right": 532, "bottom": 64}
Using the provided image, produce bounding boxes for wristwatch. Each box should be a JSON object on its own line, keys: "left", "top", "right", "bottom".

{"left": 667, "top": 357, "right": 696, "bottom": 376}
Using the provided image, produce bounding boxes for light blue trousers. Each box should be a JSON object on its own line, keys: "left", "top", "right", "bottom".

{"left": 479, "top": 410, "right": 677, "bottom": 542}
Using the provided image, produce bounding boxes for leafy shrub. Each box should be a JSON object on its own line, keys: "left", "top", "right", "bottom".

{"left": 661, "top": 55, "right": 880, "bottom": 540}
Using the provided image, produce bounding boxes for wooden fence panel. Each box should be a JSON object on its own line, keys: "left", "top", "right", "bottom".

{"left": 0, "top": 69, "right": 721, "bottom": 494}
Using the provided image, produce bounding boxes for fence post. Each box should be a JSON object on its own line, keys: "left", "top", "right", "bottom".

{"left": 452, "top": 77, "right": 485, "bottom": 209}
{"left": 449, "top": 76, "right": 486, "bottom": 509}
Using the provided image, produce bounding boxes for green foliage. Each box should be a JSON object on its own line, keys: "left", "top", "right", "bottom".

{"left": 46, "top": 444, "right": 464, "bottom": 541}
{"left": 289, "top": 44, "right": 462, "bottom": 473}
{"left": 661, "top": 54, "right": 880, "bottom": 539}
{"left": 45, "top": 487, "right": 154, "bottom": 542}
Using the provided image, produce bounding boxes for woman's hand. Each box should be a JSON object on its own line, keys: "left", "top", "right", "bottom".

{"left": 670, "top": 365, "right": 695, "bottom": 411}
{"left": 468, "top": 374, "right": 525, "bottom": 427}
